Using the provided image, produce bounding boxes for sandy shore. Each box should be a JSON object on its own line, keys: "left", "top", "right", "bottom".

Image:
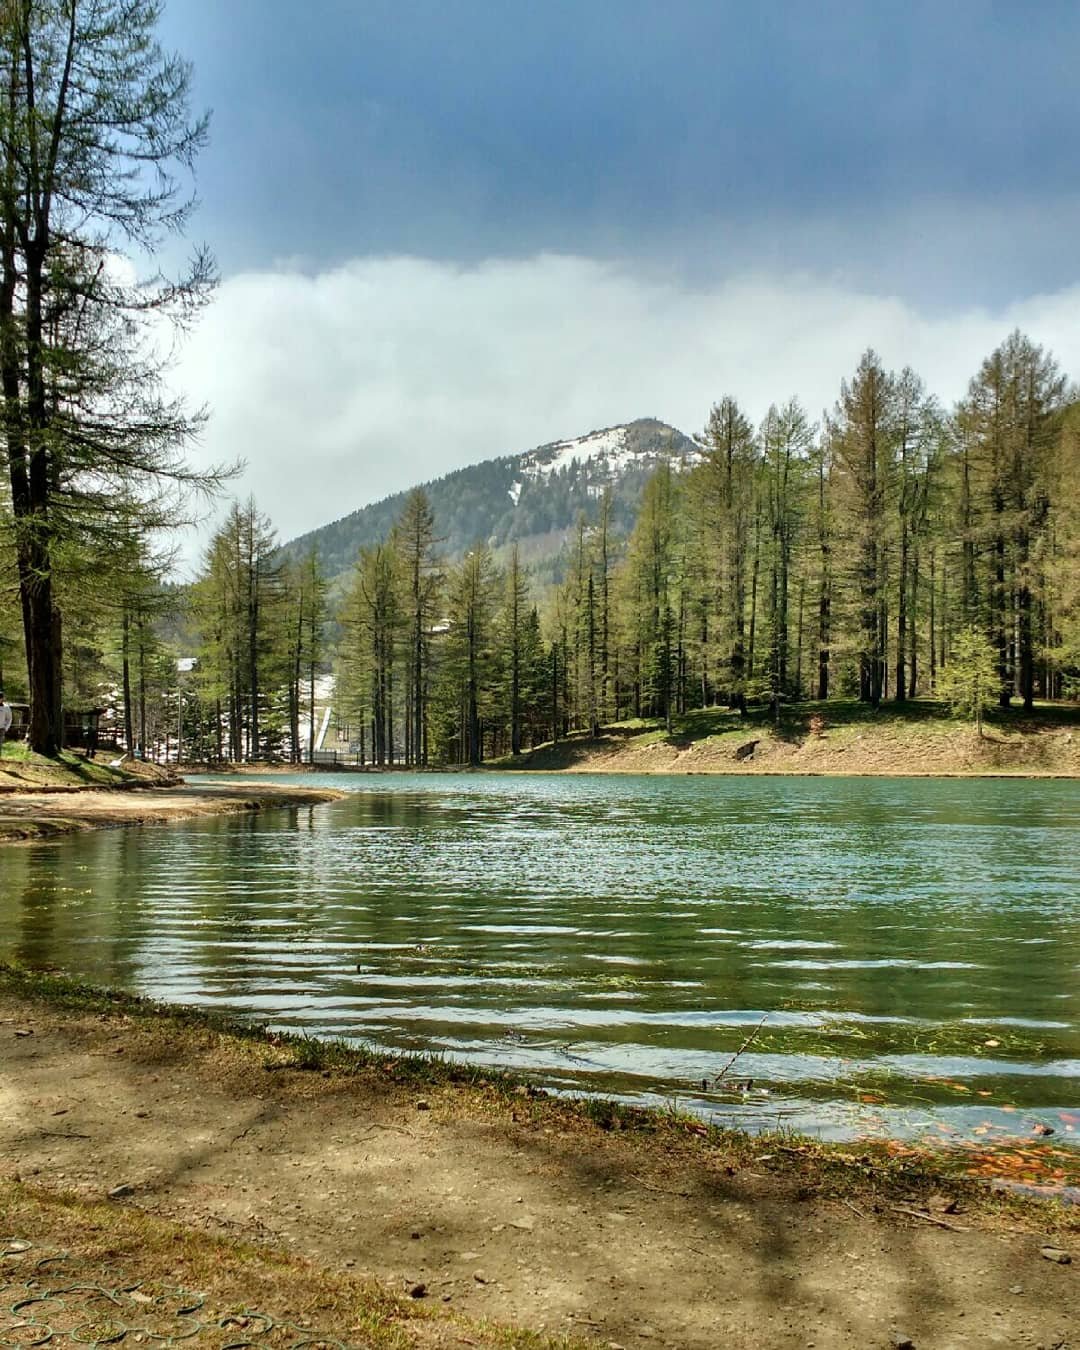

{"left": 0, "top": 781, "right": 345, "bottom": 843}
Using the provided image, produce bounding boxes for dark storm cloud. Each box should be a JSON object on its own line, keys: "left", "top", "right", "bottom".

{"left": 161, "top": 0, "right": 1080, "bottom": 303}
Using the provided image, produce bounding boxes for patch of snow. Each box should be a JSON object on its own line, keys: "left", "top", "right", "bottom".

{"left": 517, "top": 421, "right": 701, "bottom": 486}
{"left": 521, "top": 425, "right": 632, "bottom": 481}
{"left": 544, "top": 426, "right": 629, "bottom": 476}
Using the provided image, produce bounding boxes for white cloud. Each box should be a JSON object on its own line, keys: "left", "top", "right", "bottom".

{"left": 169, "top": 254, "right": 1080, "bottom": 570}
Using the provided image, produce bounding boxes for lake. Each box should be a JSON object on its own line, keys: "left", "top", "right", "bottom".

{"left": 2, "top": 772, "right": 1078, "bottom": 1148}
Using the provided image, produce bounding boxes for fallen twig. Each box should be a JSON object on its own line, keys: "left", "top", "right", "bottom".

{"left": 840, "top": 1197, "right": 867, "bottom": 1219}
{"left": 891, "top": 1205, "right": 969, "bottom": 1232}
{"left": 712, "top": 1015, "right": 768, "bottom": 1086}
{"left": 630, "top": 1173, "right": 691, "bottom": 1197}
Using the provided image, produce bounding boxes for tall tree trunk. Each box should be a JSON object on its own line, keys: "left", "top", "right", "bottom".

{"left": 121, "top": 612, "right": 134, "bottom": 752}
{"left": 895, "top": 522, "right": 908, "bottom": 702}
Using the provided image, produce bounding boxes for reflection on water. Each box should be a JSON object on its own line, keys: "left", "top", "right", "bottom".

{"left": 2, "top": 772, "right": 1078, "bottom": 1144}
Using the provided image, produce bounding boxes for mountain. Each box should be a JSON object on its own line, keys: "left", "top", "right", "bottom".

{"left": 281, "top": 417, "right": 701, "bottom": 584}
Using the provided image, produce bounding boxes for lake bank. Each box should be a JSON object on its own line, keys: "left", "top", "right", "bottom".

{"left": 5, "top": 772, "right": 1076, "bottom": 1149}
{"left": 493, "top": 700, "right": 1080, "bottom": 778}
{"left": 1, "top": 967, "right": 1076, "bottom": 1349}
{"left": 0, "top": 778, "right": 344, "bottom": 843}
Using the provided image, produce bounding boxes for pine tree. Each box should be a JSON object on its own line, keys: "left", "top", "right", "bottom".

{"left": 439, "top": 544, "right": 498, "bottom": 764}
{"left": 0, "top": 0, "right": 223, "bottom": 753}
{"left": 392, "top": 488, "right": 441, "bottom": 765}
{"left": 695, "top": 397, "right": 757, "bottom": 710}
{"left": 830, "top": 351, "right": 898, "bottom": 706}
{"left": 955, "top": 333, "right": 1067, "bottom": 709}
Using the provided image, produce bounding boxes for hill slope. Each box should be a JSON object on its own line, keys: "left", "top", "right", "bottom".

{"left": 280, "top": 417, "right": 700, "bottom": 581}
{"left": 497, "top": 700, "right": 1080, "bottom": 776}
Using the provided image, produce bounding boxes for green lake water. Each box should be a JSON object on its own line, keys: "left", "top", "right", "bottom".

{"left": 2, "top": 772, "right": 1078, "bottom": 1146}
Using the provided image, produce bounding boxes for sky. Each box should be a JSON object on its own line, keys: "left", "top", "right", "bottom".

{"left": 151, "top": 0, "right": 1080, "bottom": 560}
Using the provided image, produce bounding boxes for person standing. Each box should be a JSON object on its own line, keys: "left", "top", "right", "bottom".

{"left": 0, "top": 692, "right": 11, "bottom": 757}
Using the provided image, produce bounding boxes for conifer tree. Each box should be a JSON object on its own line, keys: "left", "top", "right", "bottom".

{"left": 392, "top": 488, "right": 441, "bottom": 765}
{"left": 0, "top": 0, "right": 223, "bottom": 753}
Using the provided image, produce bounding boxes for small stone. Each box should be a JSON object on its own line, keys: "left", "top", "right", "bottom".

{"left": 408, "top": 1282, "right": 427, "bottom": 1299}
{"left": 460, "top": 1250, "right": 479, "bottom": 1261}
{"left": 13, "top": 1029, "right": 32, "bottom": 1038}
{"left": 410, "top": 1230, "right": 421, "bottom": 1240}
{"left": 889, "top": 1334, "right": 915, "bottom": 1350}
{"left": 472, "top": 1270, "right": 487, "bottom": 1284}
{"left": 415, "top": 1099, "right": 430, "bottom": 1111}
{"left": 1009, "top": 1285, "right": 1023, "bottom": 1295}
{"left": 1039, "top": 1246, "right": 1071, "bottom": 1264}
{"left": 1031, "top": 1123, "right": 1055, "bottom": 1136}
{"left": 107, "top": 1183, "right": 134, "bottom": 1198}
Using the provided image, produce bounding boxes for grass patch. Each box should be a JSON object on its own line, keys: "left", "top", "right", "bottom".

{"left": 489, "top": 696, "right": 1080, "bottom": 774}
{"left": 0, "top": 742, "right": 166, "bottom": 791}
{"left": 0, "top": 1181, "right": 585, "bottom": 1349}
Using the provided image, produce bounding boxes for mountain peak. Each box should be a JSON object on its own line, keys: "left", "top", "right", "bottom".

{"left": 283, "top": 416, "right": 697, "bottom": 583}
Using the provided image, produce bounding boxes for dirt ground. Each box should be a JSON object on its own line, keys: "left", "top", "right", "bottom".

{"left": 0, "top": 781, "right": 344, "bottom": 842}
{"left": 509, "top": 717, "right": 1080, "bottom": 778}
{"left": 1, "top": 994, "right": 1075, "bottom": 1349}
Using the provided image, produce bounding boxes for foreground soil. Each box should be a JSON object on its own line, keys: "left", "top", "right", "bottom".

{"left": 500, "top": 702, "right": 1080, "bottom": 778}
{"left": 0, "top": 779, "right": 345, "bottom": 842}
{"left": 1, "top": 981, "right": 1076, "bottom": 1349}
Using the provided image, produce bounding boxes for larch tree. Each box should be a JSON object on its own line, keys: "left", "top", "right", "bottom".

{"left": 392, "top": 487, "right": 441, "bottom": 766}
{"left": 830, "top": 351, "right": 897, "bottom": 706}
{"left": 955, "top": 332, "right": 1067, "bottom": 709}
{"left": 696, "top": 396, "right": 757, "bottom": 710}
{"left": 500, "top": 542, "right": 529, "bottom": 755}
{"left": 759, "top": 398, "right": 814, "bottom": 713}
{"left": 440, "top": 543, "right": 498, "bottom": 765}
{"left": 0, "top": 0, "right": 225, "bottom": 754}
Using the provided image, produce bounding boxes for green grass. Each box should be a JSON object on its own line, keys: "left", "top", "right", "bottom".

{"left": 0, "top": 740, "right": 138, "bottom": 787}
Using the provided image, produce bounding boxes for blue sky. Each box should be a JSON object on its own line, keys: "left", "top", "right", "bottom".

{"left": 157, "top": 1, "right": 1080, "bottom": 551}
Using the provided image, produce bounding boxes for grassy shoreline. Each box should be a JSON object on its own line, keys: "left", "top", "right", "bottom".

{"left": 2, "top": 962, "right": 1075, "bottom": 1232}
{"left": 4, "top": 962, "right": 1077, "bottom": 1349}
{"left": 483, "top": 698, "right": 1080, "bottom": 778}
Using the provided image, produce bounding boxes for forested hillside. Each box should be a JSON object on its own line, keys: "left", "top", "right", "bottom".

{"left": 279, "top": 418, "right": 700, "bottom": 583}
{"left": 5, "top": 329, "right": 1078, "bottom": 771}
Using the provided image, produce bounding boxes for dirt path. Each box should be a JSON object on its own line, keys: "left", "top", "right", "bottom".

{"left": 0, "top": 782, "right": 344, "bottom": 842}
{"left": 1, "top": 994, "right": 1075, "bottom": 1349}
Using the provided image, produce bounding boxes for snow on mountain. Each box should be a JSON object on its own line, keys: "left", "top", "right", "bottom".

{"left": 510, "top": 422, "right": 701, "bottom": 502}
{"left": 525, "top": 425, "right": 630, "bottom": 477}
{"left": 283, "top": 417, "right": 701, "bottom": 581}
